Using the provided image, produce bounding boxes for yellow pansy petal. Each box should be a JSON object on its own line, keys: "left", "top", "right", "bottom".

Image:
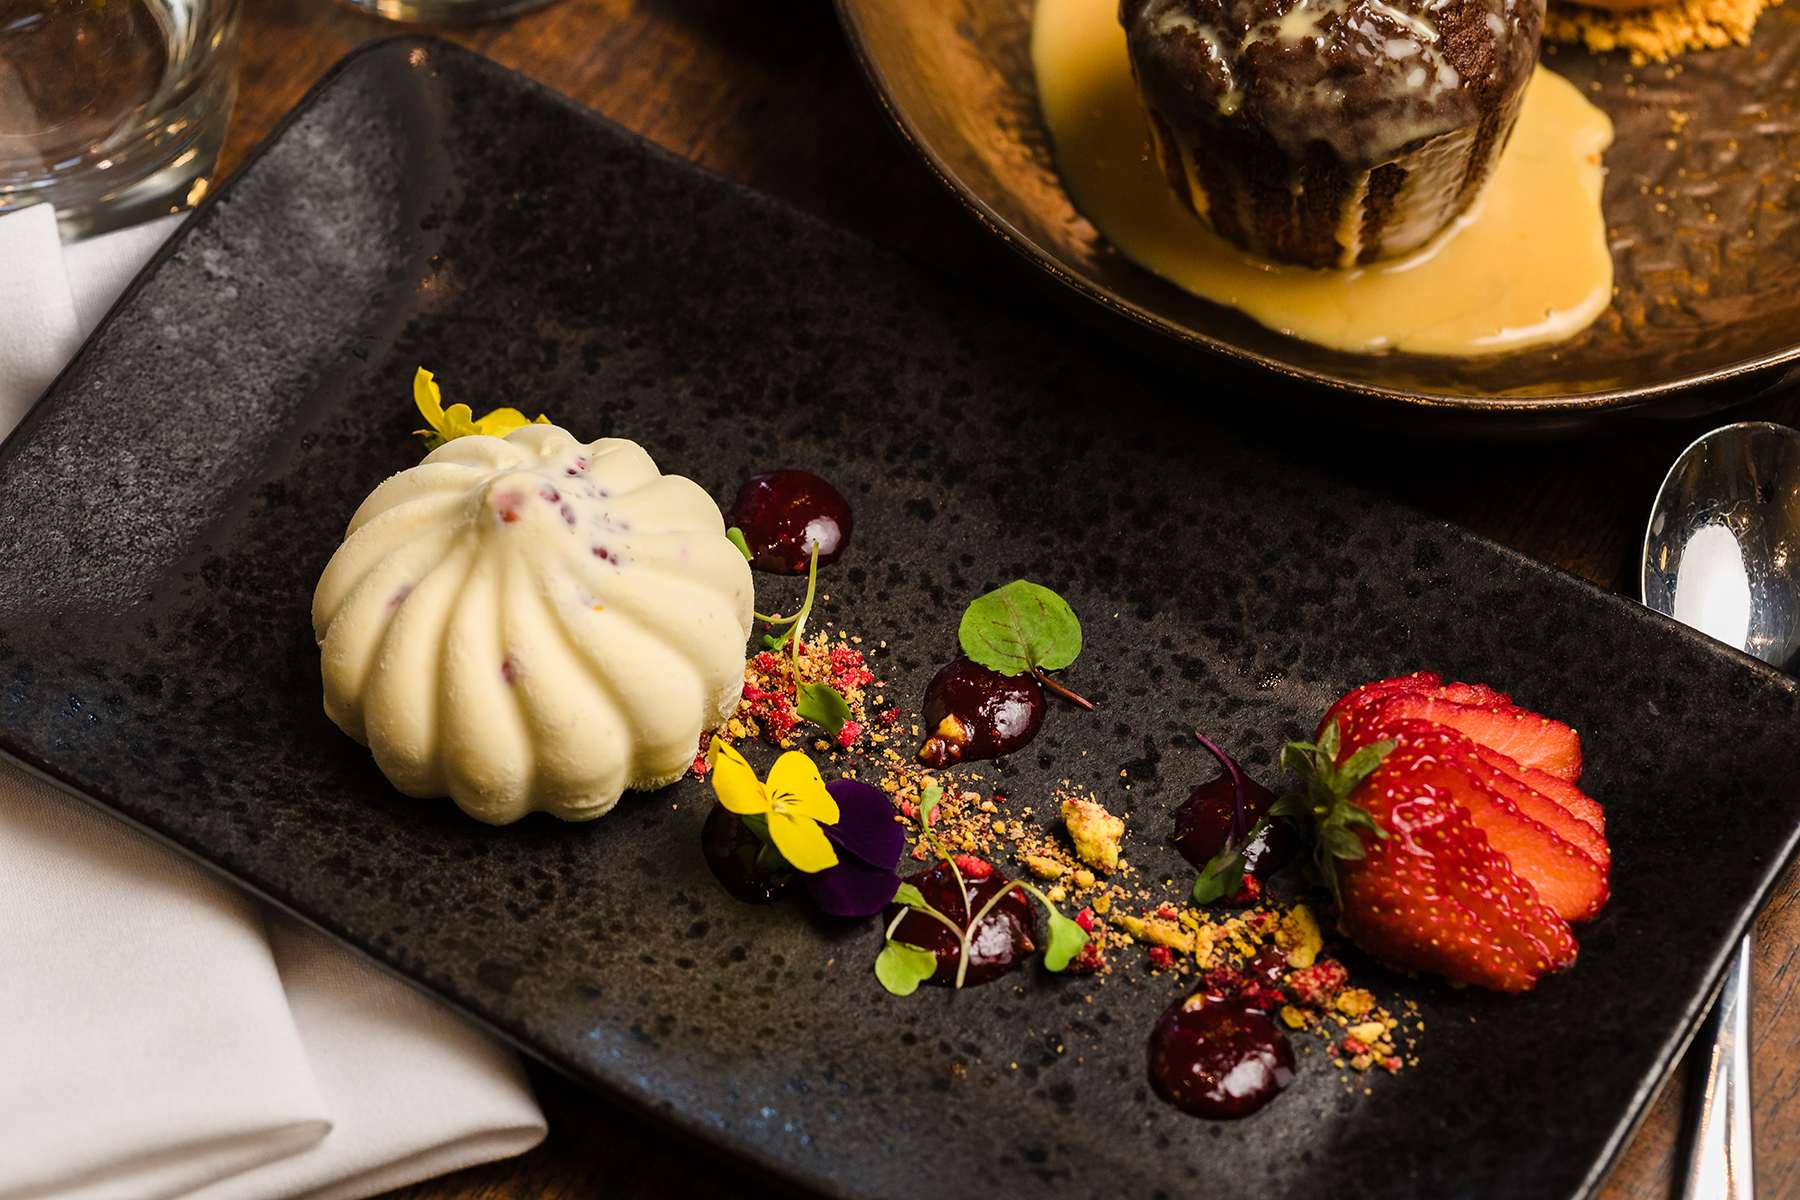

{"left": 414, "top": 367, "right": 449, "bottom": 437}
{"left": 707, "top": 739, "right": 768, "bottom": 815}
{"left": 472, "top": 407, "right": 534, "bottom": 437}
{"left": 767, "top": 752, "right": 839, "bottom": 825}
{"left": 769, "top": 809, "right": 839, "bottom": 873}
{"left": 441, "top": 402, "right": 482, "bottom": 439}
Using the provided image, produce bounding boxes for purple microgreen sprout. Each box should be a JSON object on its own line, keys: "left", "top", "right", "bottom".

{"left": 1189, "top": 730, "right": 1260, "bottom": 905}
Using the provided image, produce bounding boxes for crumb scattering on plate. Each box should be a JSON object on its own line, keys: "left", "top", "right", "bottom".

{"left": 1545, "top": 0, "right": 1778, "bottom": 63}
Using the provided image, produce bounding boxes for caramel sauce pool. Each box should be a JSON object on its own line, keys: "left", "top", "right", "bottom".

{"left": 1032, "top": 0, "right": 1615, "bottom": 357}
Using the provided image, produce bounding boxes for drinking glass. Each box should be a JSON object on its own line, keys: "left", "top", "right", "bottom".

{"left": 0, "top": 0, "right": 242, "bottom": 241}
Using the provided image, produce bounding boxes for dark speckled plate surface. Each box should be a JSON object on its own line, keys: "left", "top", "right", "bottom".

{"left": 7, "top": 37, "right": 1800, "bottom": 1200}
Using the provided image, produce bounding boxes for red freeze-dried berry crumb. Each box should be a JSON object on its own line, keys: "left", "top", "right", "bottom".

{"left": 1147, "top": 945, "right": 1174, "bottom": 970}
{"left": 953, "top": 854, "right": 993, "bottom": 879}
{"left": 1075, "top": 908, "right": 1095, "bottom": 933}
{"left": 1342, "top": 1036, "right": 1369, "bottom": 1056}
{"left": 1286, "top": 959, "right": 1350, "bottom": 1009}
{"left": 1383, "top": 1057, "right": 1403, "bottom": 1074}
{"left": 897, "top": 799, "right": 918, "bottom": 819}
{"left": 1244, "top": 983, "right": 1286, "bottom": 1011}
{"left": 837, "top": 720, "right": 863, "bottom": 747}
{"left": 1203, "top": 965, "right": 1246, "bottom": 996}
{"left": 1227, "top": 873, "right": 1263, "bottom": 906}
{"left": 1066, "top": 940, "right": 1105, "bottom": 975}
{"left": 690, "top": 752, "right": 708, "bottom": 777}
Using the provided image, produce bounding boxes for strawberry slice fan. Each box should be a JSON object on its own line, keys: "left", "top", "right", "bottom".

{"left": 1320, "top": 671, "right": 1610, "bottom": 994}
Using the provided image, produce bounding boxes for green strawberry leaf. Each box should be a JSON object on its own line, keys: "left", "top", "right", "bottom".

{"left": 1042, "top": 910, "right": 1089, "bottom": 973}
{"left": 1191, "top": 848, "right": 1247, "bottom": 905}
{"left": 875, "top": 939, "right": 938, "bottom": 996}
{"left": 726, "top": 526, "right": 753, "bottom": 561}
{"left": 1277, "top": 719, "right": 1394, "bottom": 905}
{"left": 795, "top": 681, "right": 851, "bottom": 738}
{"left": 958, "top": 580, "right": 1083, "bottom": 677}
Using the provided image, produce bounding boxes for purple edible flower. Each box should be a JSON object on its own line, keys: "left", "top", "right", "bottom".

{"left": 806, "top": 779, "right": 904, "bottom": 916}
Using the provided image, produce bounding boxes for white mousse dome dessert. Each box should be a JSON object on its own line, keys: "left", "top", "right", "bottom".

{"left": 313, "top": 425, "right": 753, "bottom": 825}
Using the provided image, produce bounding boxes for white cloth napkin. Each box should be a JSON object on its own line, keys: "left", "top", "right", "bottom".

{"left": 0, "top": 203, "right": 548, "bottom": 1200}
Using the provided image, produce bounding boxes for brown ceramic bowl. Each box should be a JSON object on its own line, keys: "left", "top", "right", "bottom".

{"left": 834, "top": 0, "right": 1800, "bottom": 437}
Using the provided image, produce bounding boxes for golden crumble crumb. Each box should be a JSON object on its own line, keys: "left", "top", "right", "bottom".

{"left": 1335, "top": 988, "right": 1378, "bottom": 1018}
{"left": 1275, "top": 904, "right": 1323, "bottom": 968}
{"left": 1061, "top": 795, "right": 1124, "bottom": 870}
{"left": 1114, "top": 913, "right": 1195, "bottom": 953}
{"left": 1545, "top": 0, "right": 1777, "bottom": 64}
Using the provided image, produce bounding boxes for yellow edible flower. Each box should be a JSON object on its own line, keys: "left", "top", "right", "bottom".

{"left": 707, "top": 739, "right": 840, "bottom": 873}
{"left": 413, "top": 367, "right": 551, "bottom": 450}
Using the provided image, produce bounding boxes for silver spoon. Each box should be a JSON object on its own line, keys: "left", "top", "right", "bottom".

{"left": 1642, "top": 420, "right": 1800, "bottom": 1200}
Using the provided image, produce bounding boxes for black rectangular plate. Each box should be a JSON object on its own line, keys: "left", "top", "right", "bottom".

{"left": 6, "top": 37, "right": 1799, "bottom": 1200}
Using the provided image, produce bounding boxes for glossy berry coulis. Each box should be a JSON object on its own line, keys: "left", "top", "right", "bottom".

{"left": 883, "top": 859, "right": 1036, "bottom": 986}
{"left": 916, "top": 656, "right": 1045, "bottom": 768}
{"left": 725, "top": 470, "right": 853, "bottom": 574}
{"left": 700, "top": 801, "right": 792, "bottom": 904}
{"left": 1147, "top": 986, "right": 1296, "bottom": 1120}
{"left": 1172, "top": 773, "right": 1300, "bottom": 884}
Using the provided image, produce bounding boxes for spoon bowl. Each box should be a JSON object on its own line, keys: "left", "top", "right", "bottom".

{"left": 1643, "top": 421, "right": 1800, "bottom": 673}
{"left": 1641, "top": 419, "right": 1800, "bottom": 1200}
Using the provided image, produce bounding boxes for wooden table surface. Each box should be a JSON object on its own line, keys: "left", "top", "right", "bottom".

{"left": 216, "top": 0, "right": 1800, "bottom": 1196}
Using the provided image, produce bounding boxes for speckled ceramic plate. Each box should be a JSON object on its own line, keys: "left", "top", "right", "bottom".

{"left": 6, "top": 38, "right": 1800, "bottom": 1200}
{"left": 835, "top": 0, "right": 1800, "bottom": 436}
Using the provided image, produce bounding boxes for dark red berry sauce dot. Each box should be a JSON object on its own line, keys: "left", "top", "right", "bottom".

{"left": 725, "top": 470, "right": 853, "bottom": 575}
{"left": 916, "top": 656, "right": 1045, "bottom": 768}
{"left": 1147, "top": 991, "right": 1296, "bottom": 1119}
{"left": 1173, "top": 774, "right": 1300, "bottom": 883}
{"left": 882, "top": 859, "right": 1036, "bottom": 987}
{"left": 700, "top": 801, "right": 792, "bottom": 904}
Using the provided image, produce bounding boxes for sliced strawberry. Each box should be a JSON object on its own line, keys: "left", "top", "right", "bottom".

{"left": 1363, "top": 693, "right": 1583, "bottom": 783}
{"left": 1367, "top": 723, "right": 1607, "bottom": 924}
{"left": 1351, "top": 739, "right": 1578, "bottom": 987}
{"left": 1438, "top": 680, "right": 1511, "bottom": 707}
{"left": 1319, "top": 672, "right": 1442, "bottom": 736}
{"left": 1338, "top": 782, "right": 1554, "bottom": 993}
{"left": 1474, "top": 745, "right": 1606, "bottom": 838}
{"left": 1468, "top": 745, "right": 1609, "bottom": 857}
{"left": 1417, "top": 800, "right": 1580, "bottom": 981}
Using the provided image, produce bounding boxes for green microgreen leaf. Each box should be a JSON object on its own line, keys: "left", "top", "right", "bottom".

{"left": 918, "top": 785, "right": 944, "bottom": 829}
{"left": 741, "top": 811, "right": 772, "bottom": 847}
{"left": 1013, "top": 881, "right": 1092, "bottom": 974}
{"left": 892, "top": 882, "right": 930, "bottom": 910}
{"left": 958, "top": 580, "right": 1083, "bottom": 678}
{"left": 1275, "top": 718, "right": 1395, "bottom": 905}
{"left": 726, "top": 527, "right": 753, "bottom": 561}
{"left": 1191, "top": 848, "right": 1247, "bottom": 906}
{"left": 875, "top": 939, "right": 938, "bottom": 996}
{"left": 795, "top": 681, "right": 851, "bottom": 738}
{"left": 1043, "top": 910, "right": 1089, "bottom": 973}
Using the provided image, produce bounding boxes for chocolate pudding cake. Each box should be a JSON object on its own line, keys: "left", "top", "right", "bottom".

{"left": 1121, "top": 0, "right": 1545, "bottom": 268}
